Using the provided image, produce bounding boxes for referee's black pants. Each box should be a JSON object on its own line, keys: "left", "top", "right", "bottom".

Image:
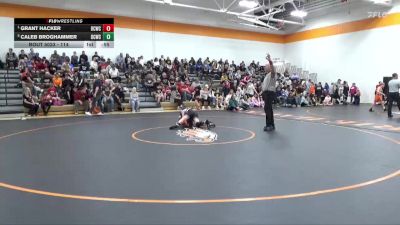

{"left": 387, "top": 92, "right": 400, "bottom": 117}
{"left": 262, "top": 91, "right": 275, "bottom": 127}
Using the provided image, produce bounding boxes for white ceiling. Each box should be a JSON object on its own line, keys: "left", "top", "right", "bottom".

{"left": 0, "top": 0, "right": 395, "bottom": 34}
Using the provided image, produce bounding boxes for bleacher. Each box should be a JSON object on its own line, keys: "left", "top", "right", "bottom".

{"left": 0, "top": 58, "right": 319, "bottom": 115}
{"left": 0, "top": 69, "right": 24, "bottom": 113}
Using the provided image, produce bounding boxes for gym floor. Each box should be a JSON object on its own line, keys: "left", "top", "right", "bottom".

{"left": 0, "top": 105, "right": 399, "bottom": 224}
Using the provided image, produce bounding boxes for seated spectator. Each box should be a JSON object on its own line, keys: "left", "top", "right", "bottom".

{"left": 112, "top": 83, "right": 125, "bottom": 111}
{"left": 239, "top": 96, "right": 250, "bottom": 111}
{"left": 92, "top": 51, "right": 100, "bottom": 62}
{"left": 79, "top": 51, "right": 88, "bottom": 65}
{"left": 23, "top": 87, "right": 39, "bottom": 116}
{"left": 286, "top": 89, "right": 298, "bottom": 107}
{"left": 102, "top": 86, "right": 114, "bottom": 112}
{"left": 79, "top": 58, "right": 91, "bottom": 79}
{"left": 245, "top": 82, "right": 258, "bottom": 98}
{"left": 61, "top": 59, "right": 72, "bottom": 75}
{"left": 71, "top": 51, "right": 79, "bottom": 67}
{"left": 48, "top": 60, "right": 58, "bottom": 75}
{"left": 200, "top": 84, "right": 212, "bottom": 110}
{"left": 40, "top": 86, "right": 61, "bottom": 116}
{"left": 323, "top": 94, "right": 333, "bottom": 106}
{"left": 20, "top": 67, "right": 34, "bottom": 89}
{"left": 178, "top": 80, "right": 192, "bottom": 101}
{"left": 162, "top": 84, "right": 171, "bottom": 101}
{"left": 6, "top": 48, "right": 18, "bottom": 69}
{"left": 227, "top": 93, "right": 240, "bottom": 111}
{"left": 52, "top": 73, "right": 63, "bottom": 95}
{"left": 59, "top": 52, "right": 69, "bottom": 67}
{"left": 108, "top": 63, "right": 120, "bottom": 83}
{"left": 215, "top": 92, "right": 224, "bottom": 110}
{"left": 192, "top": 85, "right": 202, "bottom": 110}
{"left": 90, "top": 58, "right": 99, "bottom": 73}
{"left": 18, "top": 50, "right": 28, "bottom": 61}
{"left": 169, "top": 86, "right": 182, "bottom": 106}
{"left": 28, "top": 48, "right": 36, "bottom": 60}
{"left": 130, "top": 87, "right": 140, "bottom": 112}
{"left": 300, "top": 94, "right": 310, "bottom": 107}
{"left": 144, "top": 71, "right": 156, "bottom": 93}
{"left": 50, "top": 50, "right": 60, "bottom": 64}
{"left": 73, "top": 86, "right": 91, "bottom": 115}
{"left": 154, "top": 88, "right": 164, "bottom": 105}
{"left": 249, "top": 95, "right": 263, "bottom": 108}
{"left": 99, "top": 58, "right": 109, "bottom": 74}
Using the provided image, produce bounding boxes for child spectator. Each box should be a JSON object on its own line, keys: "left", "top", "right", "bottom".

{"left": 323, "top": 94, "right": 333, "bottom": 106}
{"left": 130, "top": 87, "right": 140, "bottom": 112}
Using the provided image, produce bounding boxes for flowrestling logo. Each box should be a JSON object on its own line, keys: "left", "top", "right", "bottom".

{"left": 176, "top": 128, "right": 218, "bottom": 143}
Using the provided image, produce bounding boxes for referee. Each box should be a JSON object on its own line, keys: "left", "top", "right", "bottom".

{"left": 261, "top": 54, "right": 276, "bottom": 131}
{"left": 387, "top": 73, "right": 400, "bottom": 118}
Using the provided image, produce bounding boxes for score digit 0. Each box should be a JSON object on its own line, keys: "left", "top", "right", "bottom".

{"left": 102, "top": 32, "right": 114, "bottom": 41}
{"left": 102, "top": 24, "right": 114, "bottom": 32}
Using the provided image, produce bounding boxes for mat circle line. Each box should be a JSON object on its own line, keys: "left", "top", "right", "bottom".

{"left": 131, "top": 126, "right": 256, "bottom": 146}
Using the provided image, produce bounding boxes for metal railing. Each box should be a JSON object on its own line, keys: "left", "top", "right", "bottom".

{"left": 2, "top": 67, "right": 9, "bottom": 106}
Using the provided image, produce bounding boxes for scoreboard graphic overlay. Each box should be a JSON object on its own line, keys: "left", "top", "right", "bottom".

{"left": 14, "top": 18, "right": 114, "bottom": 48}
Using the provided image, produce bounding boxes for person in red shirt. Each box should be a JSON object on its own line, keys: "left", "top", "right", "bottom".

{"left": 73, "top": 86, "right": 91, "bottom": 115}
{"left": 309, "top": 82, "right": 316, "bottom": 106}
{"left": 178, "top": 80, "right": 193, "bottom": 101}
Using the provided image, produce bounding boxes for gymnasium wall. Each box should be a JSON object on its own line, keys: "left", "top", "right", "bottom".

{"left": 284, "top": 2, "right": 400, "bottom": 103}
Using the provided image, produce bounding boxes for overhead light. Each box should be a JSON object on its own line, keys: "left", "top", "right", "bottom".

{"left": 371, "top": 0, "right": 391, "bottom": 4}
{"left": 238, "top": 0, "right": 258, "bottom": 8}
{"left": 145, "top": 0, "right": 172, "bottom": 4}
{"left": 145, "top": 0, "right": 165, "bottom": 4}
{"left": 291, "top": 10, "right": 308, "bottom": 18}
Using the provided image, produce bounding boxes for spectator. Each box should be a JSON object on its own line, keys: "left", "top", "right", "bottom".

{"left": 73, "top": 86, "right": 91, "bottom": 115}
{"left": 200, "top": 84, "right": 212, "bottom": 110}
{"left": 130, "top": 87, "right": 140, "bottom": 112}
{"left": 91, "top": 74, "right": 104, "bottom": 115}
{"left": 6, "top": 48, "right": 18, "bottom": 69}
{"left": 18, "top": 50, "right": 28, "bottom": 60}
{"left": 108, "top": 63, "right": 120, "bottom": 83}
{"left": 59, "top": 52, "right": 68, "bottom": 67}
{"left": 92, "top": 51, "right": 100, "bottom": 61}
{"left": 52, "top": 73, "right": 63, "bottom": 95}
{"left": 79, "top": 51, "right": 88, "bottom": 64}
{"left": 112, "top": 83, "right": 125, "bottom": 111}
{"left": 227, "top": 93, "right": 240, "bottom": 111}
{"left": 90, "top": 58, "right": 99, "bottom": 73}
{"left": 79, "top": 58, "right": 91, "bottom": 79}
{"left": 349, "top": 83, "right": 357, "bottom": 104}
{"left": 323, "top": 94, "right": 333, "bottom": 106}
{"left": 50, "top": 50, "right": 60, "bottom": 64}
{"left": 102, "top": 85, "right": 114, "bottom": 112}
{"left": 354, "top": 87, "right": 361, "bottom": 105}
{"left": 28, "top": 48, "right": 36, "bottom": 60}
{"left": 23, "top": 87, "right": 39, "bottom": 116}
{"left": 116, "top": 53, "right": 124, "bottom": 70}
{"left": 62, "top": 74, "right": 75, "bottom": 104}
{"left": 71, "top": 51, "right": 79, "bottom": 67}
